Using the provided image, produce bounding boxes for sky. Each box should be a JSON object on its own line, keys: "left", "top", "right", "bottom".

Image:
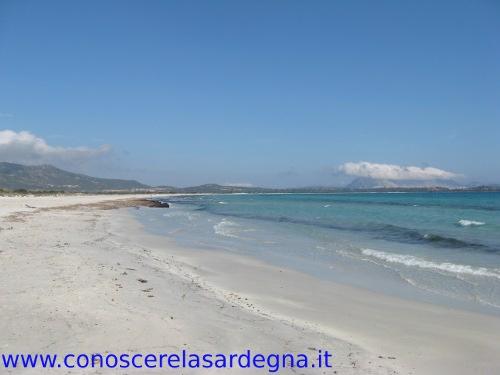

{"left": 0, "top": 0, "right": 499, "bottom": 187}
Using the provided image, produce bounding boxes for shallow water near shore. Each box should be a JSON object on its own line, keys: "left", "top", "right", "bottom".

{"left": 134, "top": 192, "right": 500, "bottom": 315}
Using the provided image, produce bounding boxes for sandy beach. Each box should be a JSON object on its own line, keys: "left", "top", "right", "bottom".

{"left": 1, "top": 194, "right": 500, "bottom": 374}
{"left": 2, "top": 0, "right": 498, "bottom": 373}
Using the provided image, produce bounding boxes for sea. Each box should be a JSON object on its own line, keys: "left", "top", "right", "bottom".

{"left": 133, "top": 192, "right": 500, "bottom": 315}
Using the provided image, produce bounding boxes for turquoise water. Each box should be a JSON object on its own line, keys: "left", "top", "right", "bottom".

{"left": 135, "top": 192, "right": 500, "bottom": 314}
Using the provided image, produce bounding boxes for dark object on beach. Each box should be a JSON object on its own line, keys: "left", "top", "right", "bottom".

{"left": 137, "top": 278, "right": 148, "bottom": 283}
{"left": 156, "top": 200, "right": 170, "bottom": 208}
{"left": 145, "top": 200, "right": 169, "bottom": 208}
{"left": 25, "top": 204, "right": 36, "bottom": 208}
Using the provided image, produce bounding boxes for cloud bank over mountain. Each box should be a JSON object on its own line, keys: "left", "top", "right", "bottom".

{"left": 0, "top": 130, "right": 111, "bottom": 167}
{"left": 339, "top": 161, "right": 459, "bottom": 181}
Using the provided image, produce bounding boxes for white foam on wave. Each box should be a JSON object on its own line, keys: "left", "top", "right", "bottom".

{"left": 213, "top": 219, "right": 240, "bottom": 238}
{"left": 361, "top": 248, "right": 500, "bottom": 279}
{"left": 162, "top": 211, "right": 198, "bottom": 221}
{"left": 218, "top": 201, "right": 228, "bottom": 205}
{"left": 323, "top": 204, "right": 331, "bottom": 208}
{"left": 213, "top": 218, "right": 256, "bottom": 239}
{"left": 458, "top": 219, "right": 485, "bottom": 227}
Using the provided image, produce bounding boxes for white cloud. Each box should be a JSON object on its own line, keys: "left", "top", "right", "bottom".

{"left": 0, "top": 130, "right": 111, "bottom": 166}
{"left": 339, "top": 161, "right": 459, "bottom": 180}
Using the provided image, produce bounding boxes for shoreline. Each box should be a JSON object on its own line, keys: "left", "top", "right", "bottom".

{"left": 1, "top": 194, "right": 499, "bottom": 374}
{"left": 0, "top": 195, "right": 387, "bottom": 374}
{"left": 117, "top": 208, "right": 500, "bottom": 375}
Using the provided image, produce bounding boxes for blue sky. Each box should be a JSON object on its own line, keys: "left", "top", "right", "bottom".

{"left": 0, "top": 0, "right": 499, "bottom": 186}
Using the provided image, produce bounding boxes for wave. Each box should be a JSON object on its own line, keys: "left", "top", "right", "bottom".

{"left": 213, "top": 218, "right": 257, "bottom": 239}
{"left": 162, "top": 196, "right": 498, "bottom": 253}
{"left": 162, "top": 211, "right": 198, "bottom": 221}
{"left": 420, "top": 233, "right": 483, "bottom": 248}
{"left": 367, "top": 223, "right": 483, "bottom": 249}
{"left": 361, "top": 248, "right": 500, "bottom": 279}
{"left": 458, "top": 219, "right": 485, "bottom": 227}
{"left": 204, "top": 211, "right": 496, "bottom": 252}
{"left": 213, "top": 219, "right": 240, "bottom": 238}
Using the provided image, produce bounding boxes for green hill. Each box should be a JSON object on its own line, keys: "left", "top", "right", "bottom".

{"left": 0, "top": 162, "right": 149, "bottom": 192}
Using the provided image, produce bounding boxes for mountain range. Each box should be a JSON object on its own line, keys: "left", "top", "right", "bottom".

{"left": 0, "top": 162, "right": 497, "bottom": 193}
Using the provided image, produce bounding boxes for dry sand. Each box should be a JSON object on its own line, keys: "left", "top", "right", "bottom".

{"left": 1, "top": 194, "right": 499, "bottom": 374}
